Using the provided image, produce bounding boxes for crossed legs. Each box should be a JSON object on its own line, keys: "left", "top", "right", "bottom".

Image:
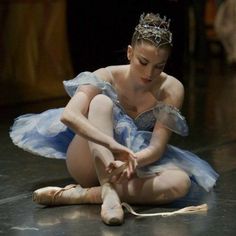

{"left": 33, "top": 94, "right": 191, "bottom": 225}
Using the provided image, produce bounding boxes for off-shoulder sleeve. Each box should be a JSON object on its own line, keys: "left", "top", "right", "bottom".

{"left": 153, "top": 102, "right": 189, "bottom": 136}
{"left": 63, "top": 71, "right": 107, "bottom": 97}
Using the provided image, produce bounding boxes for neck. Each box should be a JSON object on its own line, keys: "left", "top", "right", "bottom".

{"left": 124, "top": 69, "right": 150, "bottom": 93}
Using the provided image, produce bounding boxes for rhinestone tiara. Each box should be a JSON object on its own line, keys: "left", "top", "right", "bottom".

{"left": 134, "top": 13, "right": 172, "bottom": 47}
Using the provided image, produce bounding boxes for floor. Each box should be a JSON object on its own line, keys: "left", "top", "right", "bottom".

{"left": 1, "top": 58, "right": 236, "bottom": 236}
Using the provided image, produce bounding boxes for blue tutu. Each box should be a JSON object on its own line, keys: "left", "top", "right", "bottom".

{"left": 10, "top": 71, "right": 219, "bottom": 192}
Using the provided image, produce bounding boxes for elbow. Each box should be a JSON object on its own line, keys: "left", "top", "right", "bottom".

{"left": 60, "top": 108, "right": 84, "bottom": 131}
{"left": 60, "top": 109, "right": 73, "bottom": 127}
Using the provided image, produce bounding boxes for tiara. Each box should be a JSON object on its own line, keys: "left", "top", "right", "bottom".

{"left": 135, "top": 13, "right": 172, "bottom": 47}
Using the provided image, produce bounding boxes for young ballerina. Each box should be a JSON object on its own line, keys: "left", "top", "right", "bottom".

{"left": 10, "top": 12, "right": 219, "bottom": 225}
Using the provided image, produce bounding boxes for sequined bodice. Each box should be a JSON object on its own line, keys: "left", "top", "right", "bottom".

{"left": 117, "top": 105, "right": 156, "bottom": 131}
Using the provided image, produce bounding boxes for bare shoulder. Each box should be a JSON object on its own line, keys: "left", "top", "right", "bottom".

{"left": 93, "top": 65, "right": 128, "bottom": 85}
{"left": 92, "top": 68, "right": 112, "bottom": 83}
{"left": 160, "top": 73, "right": 185, "bottom": 108}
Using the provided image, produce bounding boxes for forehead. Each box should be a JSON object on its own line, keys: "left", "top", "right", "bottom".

{"left": 134, "top": 43, "right": 169, "bottom": 63}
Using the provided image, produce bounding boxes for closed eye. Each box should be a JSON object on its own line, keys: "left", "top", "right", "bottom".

{"left": 139, "top": 59, "right": 148, "bottom": 66}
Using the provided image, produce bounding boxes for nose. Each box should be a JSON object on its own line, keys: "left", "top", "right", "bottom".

{"left": 144, "top": 66, "right": 154, "bottom": 78}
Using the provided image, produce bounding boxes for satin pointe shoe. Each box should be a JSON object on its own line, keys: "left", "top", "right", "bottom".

{"left": 101, "top": 203, "right": 124, "bottom": 226}
{"left": 32, "top": 184, "right": 88, "bottom": 206}
{"left": 101, "top": 183, "right": 124, "bottom": 226}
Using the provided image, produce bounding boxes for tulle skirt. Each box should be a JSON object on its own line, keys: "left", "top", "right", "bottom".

{"left": 10, "top": 105, "right": 219, "bottom": 192}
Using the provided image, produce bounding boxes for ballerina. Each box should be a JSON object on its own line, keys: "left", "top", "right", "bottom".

{"left": 10, "top": 12, "right": 219, "bottom": 225}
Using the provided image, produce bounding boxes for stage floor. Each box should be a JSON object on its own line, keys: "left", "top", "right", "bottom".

{"left": 1, "top": 59, "right": 236, "bottom": 236}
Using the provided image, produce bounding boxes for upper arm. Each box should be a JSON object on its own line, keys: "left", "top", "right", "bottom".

{"left": 170, "top": 78, "right": 185, "bottom": 109}
{"left": 160, "top": 76, "right": 185, "bottom": 109}
{"left": 150, "top": 77, "right": 185, "bottom": 151}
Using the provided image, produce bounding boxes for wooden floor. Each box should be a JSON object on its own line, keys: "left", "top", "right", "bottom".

{"left": 1, "top": 58, "right": 236, "bottom": 235}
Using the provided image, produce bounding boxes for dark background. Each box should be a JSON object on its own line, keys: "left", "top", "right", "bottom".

{"left": 0, "top": 0, "right": 220, "bottom": 106}
{"left": 66, "top": 0, "right": 189, "bottom": 80}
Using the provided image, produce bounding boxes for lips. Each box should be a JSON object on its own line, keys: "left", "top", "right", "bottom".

{"left": 141, "top": 77, "right": 152, "bottom": 83}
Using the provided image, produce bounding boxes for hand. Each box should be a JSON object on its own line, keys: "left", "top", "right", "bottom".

{"left": 106, "top": 160, "right": 136, "bottom": 183}
{"left": 109, "top": 141, "right": 137, "bottom": 175}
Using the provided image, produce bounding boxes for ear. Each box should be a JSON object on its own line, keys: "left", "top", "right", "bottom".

{"left": 127, "top": 45, "right": 133, "bottom": 61}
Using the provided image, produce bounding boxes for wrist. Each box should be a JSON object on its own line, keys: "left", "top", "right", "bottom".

{"left": 135, "top": 147, "right": 158, "bottom": 167}
{"left": 106, "top": 136, "right": 118, "bottom": 151}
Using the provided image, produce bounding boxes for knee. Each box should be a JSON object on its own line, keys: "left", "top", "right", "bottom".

{"left": 172, "top": 171, "right": 191, "bottom": 199}
{"left": 157, "top": 170, "right": 191, "bottom": 202}
{"left": 89, "top": 94, "right": 113, "bottom": 114}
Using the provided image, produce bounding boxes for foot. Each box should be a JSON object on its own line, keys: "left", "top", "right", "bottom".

{"left": 32, "top": 184, "right": 89, "bottom": 206}
{"left": 101, "top": 183, "right": 124, "bottom": 225}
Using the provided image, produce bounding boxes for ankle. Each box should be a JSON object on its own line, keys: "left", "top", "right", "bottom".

{"left": 86, "top": 187, "right": 102, "bottom": 204}
{"left": 101, "top": 183, "right": 121, "bottom": 206}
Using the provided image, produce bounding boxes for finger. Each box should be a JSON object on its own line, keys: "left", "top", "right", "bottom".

{"left": 129, "top": 156, "right": 137, "bottom": 173}
{"left": 128, "top": 160, "right": 134, "bottom": 176}
{"left": 108, "top": 162, "right": 128, "bottom": 182}
{"left": 132, "top": 156, "right": 138, "bottom": 169}
{"left": 113, "top": 171, "right": 125, "bottom": 183}
{"left": 107, "top": 161, "right": 121, "bottom": 171}
{"left": 110, "top": 175, "right": 118, "bottom": 183}
{"left": 106, "top": 164, "right": 115, "bottom": 174}
{"left": 117, "top": 170, "right": 128, "bottom": 183}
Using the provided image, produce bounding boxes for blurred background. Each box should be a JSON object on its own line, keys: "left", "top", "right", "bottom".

{"left": 0, "top": 0, "right": 235, "bottom": 108}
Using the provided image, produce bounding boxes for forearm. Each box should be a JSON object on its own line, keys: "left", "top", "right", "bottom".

{"left": 135, "top": 129, "right": 170, "bottom": 168}
{"left": 135, "top": 144, "right": 165, "bottom": 167}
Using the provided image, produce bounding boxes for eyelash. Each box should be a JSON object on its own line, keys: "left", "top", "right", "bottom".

{"left": 139, "top": 59, "right": 164, "bottom": 70}
{"left": 139, "top": 60, "right": 147, "bottom": 66}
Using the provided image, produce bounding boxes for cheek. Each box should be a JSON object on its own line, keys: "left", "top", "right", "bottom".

{"left": 132, "top": 64, "right": 144, "bottom": 76}
{"left": 132, "top": 59, "right": 144, "bottom": 70}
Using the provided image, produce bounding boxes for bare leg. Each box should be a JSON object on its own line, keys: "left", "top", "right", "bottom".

{"left": 66, "top": 135, "right": 99, "bottom": 187}
{"left": 115, "top": 169, "right": 191, "bottom": 205}
{"left": 33, "top": 168, "right": 190, "bottom": 205}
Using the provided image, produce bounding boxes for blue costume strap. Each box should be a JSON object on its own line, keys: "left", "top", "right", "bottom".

{"left": 153, "top": 102, "right": 189, "bottom": 136}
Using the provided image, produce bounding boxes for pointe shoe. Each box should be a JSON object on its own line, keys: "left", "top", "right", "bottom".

{"left": 101, "top": 183, "right": 124, "bottom": 225}
{"left": 101, "top": 203, "right": 124, "bottom": 226}
{"left": 32, "top": 184, "right": 88, "bottom": 206}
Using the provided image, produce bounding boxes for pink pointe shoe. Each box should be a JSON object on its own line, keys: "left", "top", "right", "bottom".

{"left": 101, "top": 183, "right": 124, "bottom": 225}
{"left": 32, "top": 184, "right": 88, "bottom": 206}
{"left": 101, "top": 203, "right": 124, "bottom": 226}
